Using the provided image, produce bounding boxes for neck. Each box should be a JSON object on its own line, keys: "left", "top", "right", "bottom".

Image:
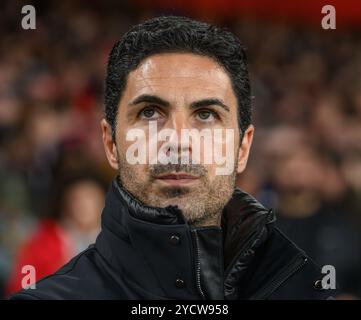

{"left": 189, "top": 211, "right": 223, "bottom": 228}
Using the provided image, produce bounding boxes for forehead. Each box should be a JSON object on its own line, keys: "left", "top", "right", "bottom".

{"left": 123, "top": 53, "right": 236, "bottom": 102}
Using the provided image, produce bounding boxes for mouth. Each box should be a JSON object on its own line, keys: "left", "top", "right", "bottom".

{"left": 155, "top": 172, "right": 200, "bottom": 186}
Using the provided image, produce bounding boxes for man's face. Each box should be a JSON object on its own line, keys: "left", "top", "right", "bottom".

{"left": 102, "top": 53, "right": 254, "bottom": 226}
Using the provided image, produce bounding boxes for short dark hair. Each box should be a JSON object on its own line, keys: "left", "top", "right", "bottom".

{"left": 104, "top": 16, "right": 251, "bottom": 141}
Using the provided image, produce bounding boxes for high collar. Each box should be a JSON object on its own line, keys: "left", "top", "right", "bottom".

{"left": 95, "top": 177, "right": 275, "bottom": 299}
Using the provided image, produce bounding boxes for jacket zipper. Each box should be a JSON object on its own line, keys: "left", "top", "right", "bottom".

{"left": 250, "top": 254, "right": 308, "bottom": 299}
{"left": 192, "top": 229, "right": 206, "bottom": 300}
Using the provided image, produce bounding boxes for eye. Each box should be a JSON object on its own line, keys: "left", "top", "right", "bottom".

{"left": 139, "top": 106, "right": 161, "bottom": 120}
{"left": 196, "top": 109, "right": 217, "bottom": 122}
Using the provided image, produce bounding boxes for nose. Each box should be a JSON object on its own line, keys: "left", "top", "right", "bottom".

{"left": 162, "top": 110, "right": 192, "bottom": 161}
{"left": 167, "top": 109, "right": 189, "bottom": 135}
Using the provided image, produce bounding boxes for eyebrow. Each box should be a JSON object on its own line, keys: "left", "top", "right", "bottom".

{"left": 128, "top": 94, "right": 229, "bottom": 112}
{"left": 129, "top": 94, "right": 170, "bottom": 107}
{"left": 190, "top": 98, "right": 230, "bottom": 112}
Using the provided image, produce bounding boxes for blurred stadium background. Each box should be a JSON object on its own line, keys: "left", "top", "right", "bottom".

{"left": 1, "top": 0, "right": 361, "bottom": 299}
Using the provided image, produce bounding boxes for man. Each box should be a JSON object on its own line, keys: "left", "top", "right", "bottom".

{"left": 11, "top": 16, "right": 335, "bottom": 300}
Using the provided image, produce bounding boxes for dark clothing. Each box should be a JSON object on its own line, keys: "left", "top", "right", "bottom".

{"left": 11, "top": 179, "right": 335, "bottom": 300}
{"left": 277, "top": 205, "right": 361, "bottom": 297}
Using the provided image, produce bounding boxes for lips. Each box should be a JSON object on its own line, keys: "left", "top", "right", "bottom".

{"left": 157, "top": 173, "right": 199, "bottom": 180}
{"left": 155, "top": 172, "right": 200, "bottom": 186}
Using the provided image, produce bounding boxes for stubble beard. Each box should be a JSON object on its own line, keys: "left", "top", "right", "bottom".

{"left": 117, "top": 150, "right": 237, "bottom": 227}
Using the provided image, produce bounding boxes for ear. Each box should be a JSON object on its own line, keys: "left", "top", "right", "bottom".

{"left": 100, "top": 119, "right": 119, "bottom": 170}
{"left": 237, "top": 125, "right": 254, "bottom": 174}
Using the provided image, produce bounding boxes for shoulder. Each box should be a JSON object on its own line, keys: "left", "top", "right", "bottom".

{"left": 9, "top": 246, "right": 115, "bottom": 300}
{"left": 260, "top": 228, "right": 339, "bottom": 299}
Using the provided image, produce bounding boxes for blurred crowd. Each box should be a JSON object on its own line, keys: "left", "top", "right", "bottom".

{"left": 1, "top": 1, "right": 361, "bottom": 299}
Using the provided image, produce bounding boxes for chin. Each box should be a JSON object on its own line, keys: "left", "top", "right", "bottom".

{"left": 158, "top": 196, "right": 189, "bottom": 209}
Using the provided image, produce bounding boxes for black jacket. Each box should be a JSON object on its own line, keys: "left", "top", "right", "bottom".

{"left": 11, "top": 179, "right": 335, "bottom": 300}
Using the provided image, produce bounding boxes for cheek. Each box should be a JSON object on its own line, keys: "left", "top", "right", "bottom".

{"left": 205, "top": 164, "right": 218, "bottom": 181}
{"left": 116, "top": 138, "right": 150, "bottom": 177}
{"left": 211, "top": 129, "right": 237, "bottom": 173}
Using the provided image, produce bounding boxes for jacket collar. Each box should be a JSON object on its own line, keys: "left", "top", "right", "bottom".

{"left": 96, "top": 177, "right": 276, "bottom": 299}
